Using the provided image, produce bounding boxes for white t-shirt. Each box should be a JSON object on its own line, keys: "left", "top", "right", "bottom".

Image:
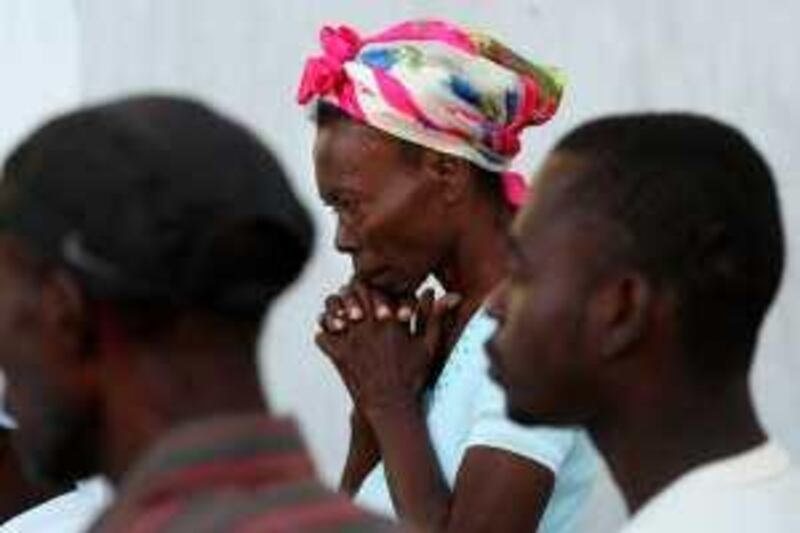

{"left": 355, "top": 309, "right": 598, "bottom": 533}
{"left": 0, "top": 478, "right": 111, "bottom": 533}
{"left": 622, "top": 441, "right": 800, "bottom": 533}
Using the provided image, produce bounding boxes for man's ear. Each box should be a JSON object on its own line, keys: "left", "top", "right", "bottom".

{"left": 419, "top": 149, "right": 472, "bottom": 204}
{"left": 591, "top": 272, "right": 652, "bottom": 361}
{"left": 39, "top": 269, "right": 92, "bottom": 364}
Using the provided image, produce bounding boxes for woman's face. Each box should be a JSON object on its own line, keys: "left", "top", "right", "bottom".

{"left": 314, "top": 118, "right": 451, "bottom": 297}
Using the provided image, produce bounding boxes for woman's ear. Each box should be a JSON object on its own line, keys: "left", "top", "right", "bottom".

{"left": 419, "top": 150, "right": 472, "bottom": 205}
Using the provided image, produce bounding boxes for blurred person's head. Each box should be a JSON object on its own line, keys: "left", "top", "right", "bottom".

{"left": 299, "top": 20, "right": 563, "bottom": 297}
{"left": 487, "top": 113, "right": 783, "bottom": 426}
{"left": 0, "top": 96, "right": 313, "bottom": 485}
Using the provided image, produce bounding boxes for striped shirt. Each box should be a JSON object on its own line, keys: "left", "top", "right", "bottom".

{"left": 89, "top": 414, "right": 396, "bottom": 532}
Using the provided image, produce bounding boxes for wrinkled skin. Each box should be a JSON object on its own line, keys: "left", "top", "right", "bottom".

{"left": 314, "top": 116, "right": 455, "bottom": 298}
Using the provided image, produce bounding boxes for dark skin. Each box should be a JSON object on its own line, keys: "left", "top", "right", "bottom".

{"left": 0, "top": 432, "right": 64, "bottom": 522}
{"left": 314, "top": 116, "right": 555, "bottom": 532}
{"left": 0, "top": 236, "right": 266, "bottom": 487}
{"left": 486, "top": 152, "right": 767, "bottom": 514}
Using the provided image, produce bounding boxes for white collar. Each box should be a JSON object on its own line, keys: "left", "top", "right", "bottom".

{"left": 630, "top": 441, "right": 793, "bottom": 524}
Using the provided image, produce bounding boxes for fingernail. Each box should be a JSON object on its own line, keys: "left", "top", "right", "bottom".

{"left": 397, "top": 306, "right": 413, "bottom": 322}
{"left": 349, "top": 306, "right": 363, "bottom": 321}
{"left": 447, "top": 294, "right": 462, "bottom": 308}
{"left": 376, "top": 305, "right": 392, "bottom": 320}
{"left": 332, "top": 318, "right": 346, "bottom": 330}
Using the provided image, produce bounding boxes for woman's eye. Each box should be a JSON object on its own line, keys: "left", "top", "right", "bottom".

{"left": 339, "top": 199, "right": 360, "bottom": 215}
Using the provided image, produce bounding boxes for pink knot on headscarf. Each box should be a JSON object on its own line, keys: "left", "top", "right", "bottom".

{"left": 297, "top": 25, "right": 362, "bottom": 105}
{"left": 490, "top": 127, "right": 523, "bottom": 157}
{"left": 320, "top": 25, "right": 361, "bottom": 62}
{"left": 501, "top": 171, "right": 529, "bottom": 211}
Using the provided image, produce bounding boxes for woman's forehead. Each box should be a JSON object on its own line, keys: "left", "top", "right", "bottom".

{"left": 316, "top": 125, "right": 410, "bottom": 185}
{"left": 319, "top": 116, "right": 408, "bottom": 163}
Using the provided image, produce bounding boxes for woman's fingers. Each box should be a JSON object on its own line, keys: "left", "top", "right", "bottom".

{"left": 415, "top": 288, "right": 436, "bottom": 337}
{"left": 396, "top": 296, "right": 416, "bottom": 323}
{"left": 370, "top": 290, "right": 394, "bottom": 321}
{"left": 318, "top": 311, "right": 347, "bottom": 333}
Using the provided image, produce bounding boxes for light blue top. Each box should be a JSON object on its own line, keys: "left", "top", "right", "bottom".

{"left": 354, "top": 309, "right": 598, "bottom": 532}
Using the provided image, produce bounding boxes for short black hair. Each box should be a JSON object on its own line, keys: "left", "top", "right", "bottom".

{"left": 314, "top": 101, "right": 511, "bottom": 218}
{"left": 2, "top": 95, "right": 314, "bottom": 325}
{"left": 554, "top": 113, "right": 784, "bottom": 378}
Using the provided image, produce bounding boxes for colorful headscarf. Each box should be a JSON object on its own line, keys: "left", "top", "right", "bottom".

{"left": 297, "top": 20, "right": 565, "bottom": 209}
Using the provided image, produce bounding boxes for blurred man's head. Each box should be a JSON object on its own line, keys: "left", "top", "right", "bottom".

{"left": 0, "top": 96, "right": 313, "bottom": 484}
{"left": 487, "top": 114, "right": 784, "bottom": 426}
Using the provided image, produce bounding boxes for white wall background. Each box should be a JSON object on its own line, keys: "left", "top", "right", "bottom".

{"left": 4, "top": 1, "right": 799, "bottom": 530}
{"left": 0, "top": 0, "right": 80, "bottom": 161}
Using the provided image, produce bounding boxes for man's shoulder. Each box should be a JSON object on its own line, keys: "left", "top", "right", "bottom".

{"left": 95, "top": 478, "right": 399, "bottom": 532}
{"left": 87, "top": 413, "right": 399, "bottom": 533}
{"left": 172, "top": 480, "right": 398, "bottom": 531}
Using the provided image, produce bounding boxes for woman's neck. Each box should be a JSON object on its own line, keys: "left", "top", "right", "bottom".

{"left": 435, "top": 208, "right": 510, "bottom": 333}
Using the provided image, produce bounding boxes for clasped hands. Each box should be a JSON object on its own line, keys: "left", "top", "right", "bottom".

{"left": 315, "top": 283, "right": 461, "bottom": 418}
